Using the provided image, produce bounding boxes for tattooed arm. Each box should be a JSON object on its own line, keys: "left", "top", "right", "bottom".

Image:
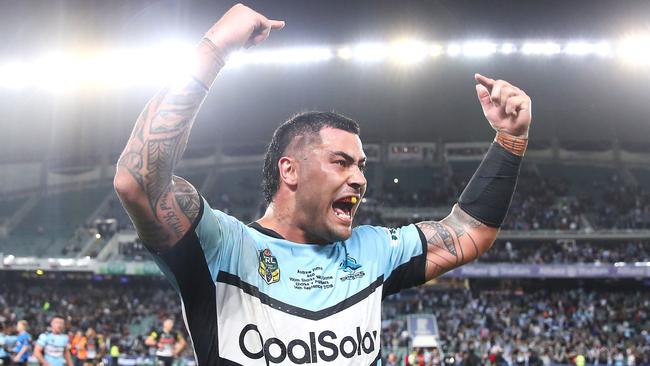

{"left": 416, "top": 205, "right": 498, "bottom": 281}
{"left": 114, "top": 81, "right": 208, "bottom": 250}
{"left": 113, "top": 4, "right": 284, "bottom": 251}
{"left": 416, "top": 75, "right": 531, "bottom": 280}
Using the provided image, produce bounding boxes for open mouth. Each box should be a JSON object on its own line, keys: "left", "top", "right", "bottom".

{"left": 332, "top": 196, "right": 358, "bottom": 222}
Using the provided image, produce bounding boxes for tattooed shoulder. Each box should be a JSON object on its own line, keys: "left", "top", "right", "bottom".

{"left": 172, "top": 176, "right": 201, "bottom": 223}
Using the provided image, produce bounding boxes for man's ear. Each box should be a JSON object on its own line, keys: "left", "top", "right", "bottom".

{"left": 278, "top": 156, "right": 298, "bottom": 187}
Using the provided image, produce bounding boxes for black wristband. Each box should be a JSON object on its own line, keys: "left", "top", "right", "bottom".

{"left": 458, "top": 142, "right": 522, "bottom": 227}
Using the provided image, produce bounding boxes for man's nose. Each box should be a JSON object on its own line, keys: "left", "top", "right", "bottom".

{"left": 348, "top": 167, "right": 367, "bottom": 190}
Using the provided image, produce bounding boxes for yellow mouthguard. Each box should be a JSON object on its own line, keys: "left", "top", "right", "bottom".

{"left": 351, "top": 197, "right": 358, "bottom": 204}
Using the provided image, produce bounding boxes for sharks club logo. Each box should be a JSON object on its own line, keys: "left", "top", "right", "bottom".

{"left": 258, "top": 248, "right": 280, "bottom": 285}
{"left": 339, "top": 254, "right": 365, "bottom": 282}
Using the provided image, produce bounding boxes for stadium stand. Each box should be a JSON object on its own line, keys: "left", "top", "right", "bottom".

{"left": 0, "top": 186, "right": 110, "bottom": 257}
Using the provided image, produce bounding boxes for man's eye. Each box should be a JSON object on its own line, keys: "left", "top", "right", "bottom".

{"left": 335, "top": 160, "right": 346, "bottom": 167}
{"left": 359, "top": 165, "right": 366, "bottom": 172}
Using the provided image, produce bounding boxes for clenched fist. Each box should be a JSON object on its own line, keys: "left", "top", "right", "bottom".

{"left": 204, "top": 3, "right": 285, "bottom": 54}
{"left": 475, "top": 74, "right": 532, "bottom": 139}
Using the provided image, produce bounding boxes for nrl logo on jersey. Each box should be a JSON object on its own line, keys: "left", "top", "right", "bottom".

{"left": 258, "top": 248, "right": 280, "bottom": 285}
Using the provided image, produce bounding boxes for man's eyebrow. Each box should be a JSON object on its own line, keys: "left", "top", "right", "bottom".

{"left": 329, "top": 150, "right": 367, "bottom": 164}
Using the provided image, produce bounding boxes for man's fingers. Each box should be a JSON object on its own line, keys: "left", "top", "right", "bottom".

{"left": 505, "top": 95, "right": 530, "bottom": 116}
{"left": 500, "top": 87, "right": 519, "bottom": 108}
{"left": 474, "top": 73, "right": 495, "bottom": 90}
{"left": 245, "top": 17, "right": 282, "bottom": 48}
{"left": 269, "top": 20, "right": 285, "bottom": 29}
{"left": 490, "top": 80, "right": 516, "bottom": 106}
{"left": 259, "top": 16, "right": 285, "bottom": 30}
{"left": 246, "top": 27, "right": 272, "bottom": 48}
{"left": 475, "top": 84, "right": 492, "bottom": 111}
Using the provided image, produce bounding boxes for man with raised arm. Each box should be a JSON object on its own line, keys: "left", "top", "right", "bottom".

{"left": 114, "top": 4, "right": 532, "bottom": 365}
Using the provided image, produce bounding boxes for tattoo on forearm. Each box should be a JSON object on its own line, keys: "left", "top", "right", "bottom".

{"left": 416, "top": 206, "right": 486, "bottom": 279}
{"left": 150, "top": 92, "right": 206, "bottom": 134}
{"left": 145, "top": 135, "right": 183, "bottom": 210}
{"left": 116, "top": 78, "right": 208, "bottom": 246}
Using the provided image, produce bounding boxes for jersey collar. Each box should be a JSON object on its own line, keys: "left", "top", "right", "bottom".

{"left": 248, "top": 222, "right": 286, "bottom": 240}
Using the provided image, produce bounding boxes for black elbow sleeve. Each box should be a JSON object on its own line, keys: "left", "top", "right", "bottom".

{"left": 458, "top": 142, "right": 522, "bottom": 227}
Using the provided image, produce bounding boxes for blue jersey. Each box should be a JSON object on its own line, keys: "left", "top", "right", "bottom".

{"left": 36, "top": 332, "right": 69, "bottom": 366}
{"left": 0, "top": 332, "right": 8, "bottom": 358}
{"left": 13, "top": 332, "right": 31, "bottom": 362}
{"left": 153, "top": 197, "right": 426, "bottom": 365}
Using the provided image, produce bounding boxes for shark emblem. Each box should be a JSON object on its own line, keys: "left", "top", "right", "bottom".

{"left": 340, "top": 255, "right": 362, "bottom": 273}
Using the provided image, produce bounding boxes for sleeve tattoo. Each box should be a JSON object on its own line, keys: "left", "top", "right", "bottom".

{"left": 116, "top": 79, "right": 207, "bottom": 250}
{"left": 416, "top": 206, "right": 484, "bottom": 280}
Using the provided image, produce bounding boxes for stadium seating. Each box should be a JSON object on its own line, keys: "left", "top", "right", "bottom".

{"left": 0, "top": 186, "right": 110, "bottom": 257}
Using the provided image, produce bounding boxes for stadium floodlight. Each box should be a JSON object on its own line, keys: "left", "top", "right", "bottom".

{"left": 521, "top": 42, "right": 561, "bottom": 55}
{"left": 390, "top": 40, "right": 429, "bottom": 64}
{"left": 83, "top": 50, "right": 129, "bottom": 87}
{"left": 112, "top": 41, "right": 197, "bottom": 87}
{"left": 337, "top": 47, "right": 353, "bottom": 60}
{"left": 617, "top": 35, "right": 650, "bottom": 65}
{"left": 564, "top": 41, "right": 612, "bottom": 56}
{"left": 352, "top": 42, "right": 388, "bottom": 63}
{"left": 229, "top": 46, "right": 333, "bottom": 66}
{"left": 151, "top": 41, "right": 197, "bottom": 84}
{"left": 499, "top": 43, "right": 516, "bottom": 55}
{"left": 2, "top": 254, "right": 15, "bottom": 266}
{"left": 462, "top": 41, "right": 497, "bottom": 57}
{"left": 0, "top": 61, "right": 32, "bottom": 89}
{"left": 33, "top": 52, "right": 84, "bottom": 92}
{"left": 429, "top": 44, "right": 443, "bottom": 57}
{"left": 446, "top": 43, "right": 461, "bottom": 57}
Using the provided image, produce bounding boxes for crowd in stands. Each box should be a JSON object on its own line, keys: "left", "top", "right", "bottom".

{"left": 382, "top": 284, "right": 650, "bottom": 366}
{"left": 500, "top": 179, "right": 582, "bottom": 231}
{"left": 586, "top": 175, "right": 650, "bottom": 230}
{"left": 478, "top": 240, "right": 650, "bottom": 264}
{"left": 0, "top": 276, "right": 191, "bottom": 363}
{"left": 355, "top": 170, "right": 585, "bottom": 231}
{"left": 114, "top": 236, "right": 650, "bottom": 266}
{"left": 88, "top": 166, "right": 650, "bottom": 241}
{"left": 1, "top": 276, "right": 648, "bottom": 365}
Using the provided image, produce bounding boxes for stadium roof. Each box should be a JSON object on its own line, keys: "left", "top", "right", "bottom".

{"left": 1, "top": 0, "right": 649, "bottom": 163}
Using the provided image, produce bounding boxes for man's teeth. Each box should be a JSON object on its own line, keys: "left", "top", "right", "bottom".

{"left": 334, "top": 209, "right": 351, "bottom": 219}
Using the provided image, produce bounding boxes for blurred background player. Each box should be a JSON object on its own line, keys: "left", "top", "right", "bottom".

{"left": 75, "top": 328, "right": 104, "bottom": 366}
{"left": 33, "top": 316, "right": 72, "bottom": 366}
{"left": 10, "top": 321, "right": 30, "bottom": 366}
{"left": 0, "top": 323, "right": 10, "bottom": 366}
{"left": 69, "top": 330, "right": 82, "bottom": 366}
{"left": 145, "top": 319, "right": 186, "bottom": 366}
